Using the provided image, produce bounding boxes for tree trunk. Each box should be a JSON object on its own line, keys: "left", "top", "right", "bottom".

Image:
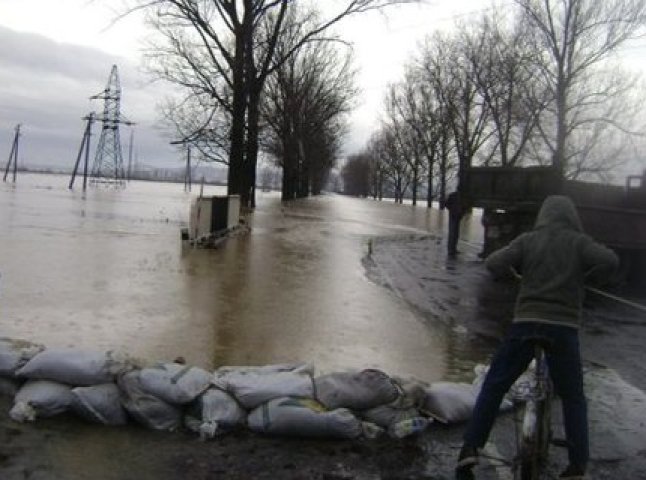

{"left": 411, "top": 164, "right": 418, "bottom": 206}
{"left": 227, "top": 28, "right": 247, "bottom": 198}
{"left": 554, "top": 76, "right": 567, "bottom": 176}
{"left": 244, "top": 87, "right": 261, "bottom": 208}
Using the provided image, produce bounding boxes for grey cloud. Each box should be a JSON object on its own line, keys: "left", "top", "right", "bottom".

{"left": 0, "top": 25, "right": 180, "bottom": 170}
{"left": 0, "top": 25, "right": 116, "bottom": 83}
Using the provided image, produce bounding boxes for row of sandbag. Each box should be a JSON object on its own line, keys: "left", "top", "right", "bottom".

{"left": 0, "top": 337, "right": 510, "bottom": 439}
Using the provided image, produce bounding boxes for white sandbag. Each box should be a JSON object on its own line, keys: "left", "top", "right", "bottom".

{"left": 138, "top": 363, "right": 211, "bottom": 404}
{"left": 248, "top": 397, "right": 362, "bottom": 439}
{"left": 422, "top": 379, "right": 512, "bottom": 424}
{"left": 71, "top": 383, "right": 128, "bottom": 426}
{"left": 0, "top": 377, "right": 21, "bottom": 397}
{"left": 424, "top": 362, "right": 519, "bottom": 425}
{"left": 118, "top": 371, "right": 182, "bottom": 431}
{"left": 314, "top": 369, "right": 399, "bottom": 411}
{"left": 0, "top": 337, "right": 44, "bottom": 376}
{"left": 214, "top": 363, "right": 314, "bottom": 377}
{"left": 10, "top": 380, "right": 74, "bottom": 422}
{"left": 213, "top": 368, "right": 314, "bottom": 410}
{"left": 16, "top": 348, "right": 131, "bottom": 386}
{"left": 185, "top": 387, "right": 246, "bottom": 439}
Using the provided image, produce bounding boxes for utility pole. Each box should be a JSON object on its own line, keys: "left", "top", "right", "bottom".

{"left": 3, "top": 124, "right": 21, "bottom": 183}
{"left": 69, "top": 113, "right": 95, "bottom": 191}
{"left": 170, "top": 139, "right": 193, "bottom": 192}
{"left": 127, "top": 128, "right": 134, "bottom": 181}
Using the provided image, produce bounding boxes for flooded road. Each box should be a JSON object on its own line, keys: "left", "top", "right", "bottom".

{"left": 1, "top": 173, "right": 484, "bottom": 383}
{"left": 3, "top": 174, "right": 646, "bottom": 480}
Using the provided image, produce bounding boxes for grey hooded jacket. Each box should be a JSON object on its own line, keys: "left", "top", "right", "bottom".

{"left": 485, "top": 195, "right": 619, "bottom": 329}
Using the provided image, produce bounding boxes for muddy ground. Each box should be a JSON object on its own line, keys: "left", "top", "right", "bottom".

{"left": 2, "top": 234, "right": 646, "bottom": 480}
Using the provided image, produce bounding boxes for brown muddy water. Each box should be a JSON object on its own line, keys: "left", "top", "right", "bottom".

{"left": 1, "top": 173, "right": 485, "bottom": 383}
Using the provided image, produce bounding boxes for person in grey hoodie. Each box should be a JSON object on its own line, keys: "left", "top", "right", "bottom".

{"left": 455, "top": 195, "right": 619, "bottom": 480}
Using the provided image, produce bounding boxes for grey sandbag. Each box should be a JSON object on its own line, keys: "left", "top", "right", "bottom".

{"left": 213, "top": 365, "right": 314, "bottom": 410}
{"left": 422, "top": 382, "right": 475, "bottom": 424}
{"left": 314, "top": 369, "right": 399, "bottom": 410}
{"left": 360, "top": 375, "right": 429, "bottom": 428}
{"left": 185, "top": 387, "right": 246, "bottom": 439}
{"left": 0, "top": 337, "right": 44, "bottom": 376}
{"left": 71, "top": 383, "right": 128, "bottom": 426}
{"left": 138, "top": 363, "right": 212, "bottom": 404}
{"left": 16, "top": 348, "right": 131, "bottom": 386}
{"left": 247, "top": 397, "right": 362, "bottom": 439}
{"left": 389, "top": 376, "right": 429, "bottom": 409}
{"left": 118, "top": 370, "right": 182, "bottom": 431}
{"left": 10, "top": 380, "right": 74, "bottom": 422}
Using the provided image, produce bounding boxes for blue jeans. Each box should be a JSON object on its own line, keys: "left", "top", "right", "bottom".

{"left": 463, "top": 322, "right": 589, "bottom": 468}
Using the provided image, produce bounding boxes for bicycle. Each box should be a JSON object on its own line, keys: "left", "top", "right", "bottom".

{"left": 511, "top": 337, "right": 554, "bottom": 480}
{"left": 474, "top": 337, "right": 556, "bottom": 480}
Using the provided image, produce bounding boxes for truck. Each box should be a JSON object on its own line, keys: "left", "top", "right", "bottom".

{"left": 465, "top": 166, "right": 646, "bottom": 285}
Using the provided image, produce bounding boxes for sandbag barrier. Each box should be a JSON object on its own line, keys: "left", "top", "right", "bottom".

{"left": 0, "top": 337, "right": 513, "bottom": 440}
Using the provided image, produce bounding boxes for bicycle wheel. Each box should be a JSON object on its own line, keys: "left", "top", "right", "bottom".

{"left": 519, "top": 394, "right": 552, "bottom": 479}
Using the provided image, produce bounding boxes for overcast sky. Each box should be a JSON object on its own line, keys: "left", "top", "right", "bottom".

{"left": 0, "top": 0, "right": 643, "bottom": 171}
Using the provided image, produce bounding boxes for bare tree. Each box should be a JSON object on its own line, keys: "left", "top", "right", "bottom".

{"left": 261, "top": 11, "right": 357, "bottom": 200}
{"left": 341, "top": 153, "right": 372, "bottom": 196}
{"left": 382, "top": 82, "right": 425, "bottom": 205}
{"left": 367, "top": 127, "right": 412, "bottom": 203}
{"left": 516, "top": 0, "right": 646, "bottom": 176}
{"left": 132, "top": 0, "right": 418, "bottom": 208}
{"left": 418, "top": 32, "right": 492, "bottom": 194}
{"left": 465, "top": 13, "right": 547, "bottom": 167}
{"left": 158, "top": 95, "right": 231, "bottom": 165}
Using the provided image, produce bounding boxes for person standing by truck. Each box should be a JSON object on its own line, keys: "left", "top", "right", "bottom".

{"left": 445, "top": 191, "right": 463, "bottom": 257}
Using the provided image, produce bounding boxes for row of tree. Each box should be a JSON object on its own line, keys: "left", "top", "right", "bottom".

{"left": 342, "top": 0, "right": 646, "bottom": 205}
{"left": 129, "top": 0, "right": 415, "bottom": 207}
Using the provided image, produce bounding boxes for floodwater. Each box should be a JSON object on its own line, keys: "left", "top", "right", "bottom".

{"left": 0, "top": 173, "right": 485, "bottom": 383}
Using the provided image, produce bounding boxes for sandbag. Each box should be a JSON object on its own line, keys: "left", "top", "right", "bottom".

{"left": 422, "top": 373, "right": 513, "bottom": 425}
{"left": 314, "top": 369, "right": 399, "bottom": 410}
{"left": 389, "top": 376, "right": 429, "bottom": 410}
{"left": 16, "top": 348, "right": 131, "bottom": 386}
{"left": 139, "top": 363, "right": 211, "bottom": 404}
{"left": 213, "top": 366, "right": 314, "bottom": 410}
{"left": 71, "top": 383, "right": 128, "bottom": 426}
{"left": 0, "top": 337, "right": 44, "bottom": 376}
{"left": 185, "top": 387, "right": 246, "bottom": 439}
{"left": 359, "top": 376, "right": 429, "bottom": 430}
{"left": 247, "top": 397, "right": 362, "bottom": 439}
{"left": 118, "top": 371, "right": 182, "bottom": 431}
{"left": 214, "top": 363, "right": 314, "bottom": 377}
{"left": 10, "top": 380, "right": 73, "bottom": 422}
{"left": 421, "top": 382, "right": 476, "bottom": 424}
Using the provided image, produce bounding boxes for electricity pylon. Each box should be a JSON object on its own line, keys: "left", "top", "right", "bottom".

{"left": 89, "top": 65, "right": 134, "bottom": 185}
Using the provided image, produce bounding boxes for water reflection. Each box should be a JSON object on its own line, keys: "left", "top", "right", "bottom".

{"left": 1, "top": 174, "right": 487, "bottom": 383}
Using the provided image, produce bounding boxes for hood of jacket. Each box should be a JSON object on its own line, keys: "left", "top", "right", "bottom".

{"left": 534, "top": 195, "right": 583, "bottom": 232}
